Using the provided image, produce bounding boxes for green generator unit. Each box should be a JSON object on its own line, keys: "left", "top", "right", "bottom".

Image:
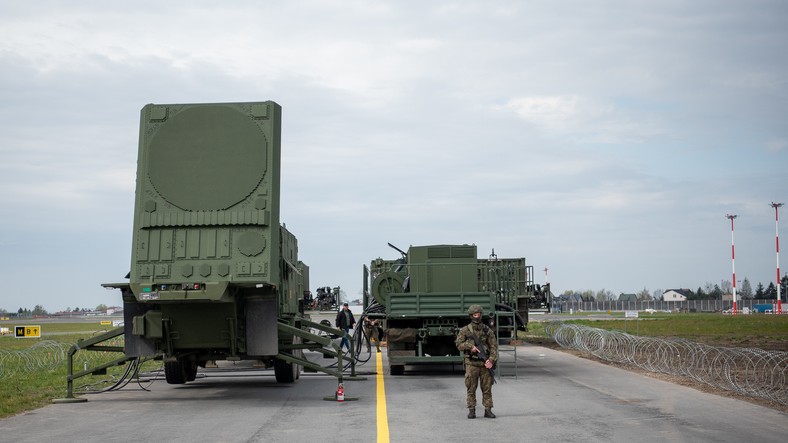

{"left": 364, "top": 244, "right": 540, "bottom": 375}
{"left": 105, "top": 101, "right": 308, "bottom": 384}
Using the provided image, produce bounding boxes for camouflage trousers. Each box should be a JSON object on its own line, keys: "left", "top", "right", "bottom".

{"left": 464, "top": 363, "right": 493, "bottom": 409}
{"left": 364, "top": 326, "right": 380, "bottom": 351}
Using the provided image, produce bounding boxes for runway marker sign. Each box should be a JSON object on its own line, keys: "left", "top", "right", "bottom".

{"left": 14, "top": 325, "right": 41, "bottom": 338}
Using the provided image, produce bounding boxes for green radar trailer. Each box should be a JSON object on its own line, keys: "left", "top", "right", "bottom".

{"left": 104, "top": 101, "right": 311, "bottom": 384}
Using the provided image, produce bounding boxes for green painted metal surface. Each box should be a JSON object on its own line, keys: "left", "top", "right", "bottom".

{"left": 387, "top": 292, "right": 495, "bottom": 318}
{"left": 366, "top": 244, "right": 541, "bottom": 373}
{"left": 129, "top": 102, "right": 283, "bottom": 300}
{"left": 103, "top": 101, "right": 326, "bottom": 384}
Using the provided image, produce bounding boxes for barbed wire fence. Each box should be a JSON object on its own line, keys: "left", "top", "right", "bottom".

{"left": 544, "top": 322, "right": 788, "bottom": 406}
{"left": 0, "top": 340, "right": 67, "bottom": 379}
{"left": 0, "top": 333, "right": 127, "bottom": 381}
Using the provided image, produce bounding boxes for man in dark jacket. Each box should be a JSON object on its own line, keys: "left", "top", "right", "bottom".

{"left": 455, "top": 304, "right": 498, "bottom": 419}
{"left": 335, "top": 303, "right": 356, "bottom": 351}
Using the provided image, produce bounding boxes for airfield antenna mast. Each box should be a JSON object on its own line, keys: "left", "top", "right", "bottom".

{"left": 726, "top": 214, "right": 738, "bottom": 314}
{"left": 771, "top": 202, "right": 784, "bottom": 314}
{"left": 544, "top": 267, "right": 549, "bottom": 285}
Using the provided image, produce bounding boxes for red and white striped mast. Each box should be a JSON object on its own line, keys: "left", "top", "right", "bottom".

{"left": 726, "top": 214, "right": 738, "bottom": 314}
{"left": 771, "top": 202, "right": 783, "bottom": 314}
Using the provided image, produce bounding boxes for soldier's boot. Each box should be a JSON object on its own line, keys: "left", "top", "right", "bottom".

{"left": 467, "top": 409, "right": 476, "bottom": 419}
{"left": 484, "top": 409, "right": 496, "bottom": 419}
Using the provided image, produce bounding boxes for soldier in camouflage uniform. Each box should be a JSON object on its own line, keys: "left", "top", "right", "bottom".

{"left": 455, "top": 304, "right": 498, "bottom": 419}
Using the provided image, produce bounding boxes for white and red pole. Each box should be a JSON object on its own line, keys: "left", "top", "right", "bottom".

{"left": 771, "top": 202, "right": 784, "bottom": 314}
{"left": 544, "top": 267, "right": 549, "bottom": 285}
{"left": 726, "top": 214, "right": 738, "bottom": 314}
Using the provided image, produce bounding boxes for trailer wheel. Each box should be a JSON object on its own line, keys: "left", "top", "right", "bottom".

{"left": 275, "top": 336, "right": 302, "bottom": 383}
{"left": 165, "top": 360, "right": 188, "bottom": 384}
{"left": 185, "top": 361, "right": 198, "bottom": 382}
{"left": 274, "top": 358, "right": 298, "bottom": 383}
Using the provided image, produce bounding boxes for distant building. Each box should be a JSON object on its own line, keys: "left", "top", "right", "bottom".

{"left": 555, "top": 293, "right": 588, "bottom": 303}
{"left": 618, "top": 293, "right": 637, "bottom": 302}
{"left": 663, "top": 289, "right": 691, "bottom": 301}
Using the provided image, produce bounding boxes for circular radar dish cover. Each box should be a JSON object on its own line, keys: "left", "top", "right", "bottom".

{"left": 147, "top": 105, "right": 267, "bottom": 210}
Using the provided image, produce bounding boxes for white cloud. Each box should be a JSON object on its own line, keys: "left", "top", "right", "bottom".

{"left": 502, "top": 95, "right": 581, "bottom": 130}
{"left": 499, "top": 95, "right": 664, "bottom": 144}
{"left": 766, "top": 138, "right": 787, "bottom": 153}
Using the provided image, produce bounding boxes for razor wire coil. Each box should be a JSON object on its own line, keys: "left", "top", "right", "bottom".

{"left": 0, "top": 333, "right": 125, "bottom": 380}
{"left": 544, "top": 322, "right": 787, "bottom": 406}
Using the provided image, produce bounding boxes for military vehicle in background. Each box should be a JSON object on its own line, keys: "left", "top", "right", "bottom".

{"left": 309, "top": 286, "right": 341, "bottom": 311}
{"left": 103, "top": 101, "right": 344, "bottom": 385}
{"left": 362, "top": 243, "right": 550, "bottom": 375}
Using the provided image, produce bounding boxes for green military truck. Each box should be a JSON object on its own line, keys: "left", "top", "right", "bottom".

{"left": 363, "top": 244, "right": 549, "bottom": 375}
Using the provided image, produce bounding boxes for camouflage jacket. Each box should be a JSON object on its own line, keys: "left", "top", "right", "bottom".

{"left": 455, "top": 322, "right": 498, "bottom": 367}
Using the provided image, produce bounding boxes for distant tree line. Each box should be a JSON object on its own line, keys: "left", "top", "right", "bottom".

{"left": 560, "top": 275, "right": 788, "bottom": 301}
{"left": 0, "top": 304, "right": 111, "bottom": 317}
{"left": 13, "top": 305, "right": 50, "bottom": 316}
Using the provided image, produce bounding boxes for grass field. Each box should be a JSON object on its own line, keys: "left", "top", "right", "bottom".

{"left": 0, "top": 322, "right": 159, "bottom": 419}
{"left": 526, "top": 312, "right": 788, "bottom": 351}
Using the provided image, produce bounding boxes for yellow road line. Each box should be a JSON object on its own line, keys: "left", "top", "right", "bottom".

{"left": 376, "top": 350, "right": 390, "bottom": 443}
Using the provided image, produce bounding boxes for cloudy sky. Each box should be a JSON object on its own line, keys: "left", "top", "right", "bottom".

{"left": 1, "top": 1, "right": 786, "bottom": 312}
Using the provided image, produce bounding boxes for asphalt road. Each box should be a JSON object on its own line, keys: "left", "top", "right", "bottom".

{"left": 1, "top": 341, "right": 785, "bottom": 443}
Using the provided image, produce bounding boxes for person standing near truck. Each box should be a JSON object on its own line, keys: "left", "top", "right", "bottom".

{"left": 455, "top": 304, "right": 497, "bottom": 419}
{"left": 335, "top": 303, "right": 356, "bottom": 352}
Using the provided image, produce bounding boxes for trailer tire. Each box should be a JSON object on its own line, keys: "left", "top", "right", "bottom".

{"left": 274, "top": 358, "right": 298, "bottom": 383}
{"left": 165, "top": 360, "right": 188, "bottom": 384}
{"left": 185, "top": 361, "right": 198, "bottom": 382}
{"left": 275, "top": 335, "right": 302, "bottom": 383}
